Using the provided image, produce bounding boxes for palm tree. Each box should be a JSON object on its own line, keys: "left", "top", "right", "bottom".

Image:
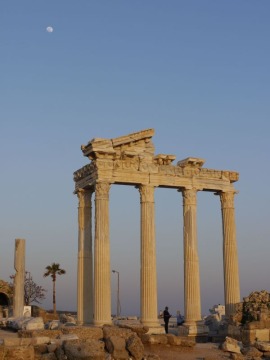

{"left": 43, "top": 263, "right": 66, "bottom": 315}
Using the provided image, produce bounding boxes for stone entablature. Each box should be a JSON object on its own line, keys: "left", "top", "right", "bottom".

{"left": 74, "top": 128, "right": 238, "bottom": 193}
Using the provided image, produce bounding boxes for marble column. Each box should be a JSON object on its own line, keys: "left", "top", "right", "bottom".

{"left": 93, "top": 182, "right": 112, "bottom": 326}
{"left": 219, "top": 191, "right": 240, "bottom": 317}
{"left": 182, "top": 188, "right": 201, "bottom": 324}
{"left": 139, "top": 184, "right": 159, "bottom": 327}
{"left": 13, "top": 239, "right": 25, "bottom": 317}
{"left": 77, "top": 188, "right": 93, "bottom": 325}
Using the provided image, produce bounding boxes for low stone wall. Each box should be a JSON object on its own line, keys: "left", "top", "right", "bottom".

{"left": 0, "top": 324, "right": 196, "bottom": 360}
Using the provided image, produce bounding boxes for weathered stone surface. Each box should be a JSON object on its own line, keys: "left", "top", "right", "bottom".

{"left": 105, "top": 336, "right": 129, "bottom": 359}
{"left": 241, "top": 345, "right": 262, "bottom": 357}
{"left": 64, "top": 339, "right": 105, "bottom": 360}
{"left": 35, "top": 353, "right": 57, "bottom": 360}
{"left": 221, "top": 336, "right": 242, "bottom": 353}
{"left": 58, "top": 334, "right": 79, "bottom": 342}
{"left": 45, "top": 321, "right": 60, "bottom": 330}
{"left": 34, "top": 343, "right": 48, "bottom": 355}
{"left": 47, "top": 343, "right": 58, "bottom": 353}
{"left": 103, "top": 325, "right": 132, "bottom": 339}
{"left": 141, "top": 334, "right": 168, "bottom": 345}
{"left": 32, "top": 336, "right": 51, "bottom": 345}
{"left": 163, "top": 334, "right": 195, "bottom": 347}
{"left": 4, "top": 345, "right": 35, "bottom": 360}
{"left": 126, "top": 333, "right": 144, "bottom": 360}
{"left": 230, "top": 354, "right": 245, "bottom": 360}
{"left": 59, "top": 313, "right": 76, "bottom": 324}
{"left": 255, "top": 341, "right": 270, "bottom": 352}
{"left": 118, "top": 323, "right": 149, "bottom": 337}
{"left": 62, "top": 326, "right": 103, "bottom": 341}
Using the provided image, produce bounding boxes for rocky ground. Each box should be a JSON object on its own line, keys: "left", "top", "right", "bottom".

{"left": 144, "top": 342, "right": 230, "bottom": 360}
{"left": 0, "top": 328, "right": 230, "bottom": 360}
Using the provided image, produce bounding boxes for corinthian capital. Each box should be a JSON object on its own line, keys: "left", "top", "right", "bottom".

{"left": 220, "top": 191, "right": 236, "bottom": 209}
{"left": 77, "top": 189, "right": 93, "bottom": 207}
{"left": 138, "top": 184, "right": 155, "bottom": 203}
{"left": 95, "top": 182, "right": 111, "bottom": 200}
{"left": 182, "top": 188, "right": 197, "bottom": 206}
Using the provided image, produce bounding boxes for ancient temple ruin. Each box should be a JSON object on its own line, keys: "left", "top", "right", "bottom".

{"left": 73, "top": 128, "right": 240, "bottom": 334}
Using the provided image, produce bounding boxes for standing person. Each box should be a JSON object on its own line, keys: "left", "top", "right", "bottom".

{"left": 163, "top": 306, "right": 171, "bottom": 334}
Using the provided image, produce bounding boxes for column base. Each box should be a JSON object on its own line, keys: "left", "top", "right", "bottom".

{"left": 178, "top": 321, "right": 209, "bottom": 338}
{"left": 141, "top": 320, "right": 164, "bottom": 334}
{"left": 93, "top": 320, "right": 112, "bottom": 327}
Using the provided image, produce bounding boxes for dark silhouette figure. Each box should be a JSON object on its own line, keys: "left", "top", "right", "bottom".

{"left": 163, "top": 306, "right": 171, "bottom": 334}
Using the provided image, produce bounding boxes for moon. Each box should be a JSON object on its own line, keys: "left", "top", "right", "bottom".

{"left": 46, "top": 26, "right": 54, "bottom": 33}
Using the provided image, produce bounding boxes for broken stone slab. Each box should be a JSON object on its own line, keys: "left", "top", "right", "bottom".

{"left": 166, "top": 334, "right": 195, "bottom": 347}
{"left": 255, "top": 341, "right": 270, "bottom": 352}
{"left": 241, "top": 345, "right": 263, "bottom": 357}
{"left": 220, "top": 336, "right": 242, "bottom": 353}
{"left": 230, "top": 354, "right": 245, "bottom": 360}
{"left": 126, "top": 333, "right": 144, "bottom": 360}
{"left": 105, "top": 335, "right": 129, "bottom": 359}
{"left": 63, "top": 339, "right": 105, "bottom": 360}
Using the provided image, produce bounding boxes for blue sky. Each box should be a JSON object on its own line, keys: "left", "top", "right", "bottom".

{"left": 1, "top": 1, "right": 270, "bottom": 317}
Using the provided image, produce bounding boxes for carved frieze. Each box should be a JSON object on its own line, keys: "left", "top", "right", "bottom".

{"left": 73, "top": 163, "right": 96, "bottom": 182}
{"left": 74, "top": 129, "right": 239, "bottom": 192}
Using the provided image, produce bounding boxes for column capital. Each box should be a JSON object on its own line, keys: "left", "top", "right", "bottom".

{"left": 77, "top": 188, "right": 93, "bottom": 207}
{"left": 219, "top": 191, "right": 238, "bottom": 209}
{"left": 182, "top": 188, "right": 197, "bottom": 206}
{"left": 95, "top": 182, "right": 111, "bottom": 200}
{"left": 138, "top": 184, "right": 155, "bottom": 203}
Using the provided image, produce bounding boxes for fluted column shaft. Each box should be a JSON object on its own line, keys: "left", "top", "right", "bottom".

{"left": 182, "top": 188, "right": 201, "bottom": 323}
{"left": 139, "top": 184, "right": 159, "bottom": 327}
{"left": 77, "top": 189, "right": 93, "bottom": 325}
{"left": 94, "top": 182, "right": 112, "bottom": 325}
{"left": 220, "top": 191, "right": 240, "bottom": 317}
{"left": 13, "top": 239, "right": 25, "bottom": 317}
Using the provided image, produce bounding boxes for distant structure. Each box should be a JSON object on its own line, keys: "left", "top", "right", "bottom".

{"left": 73, "top": 128, "right": 240, "bottom": 335}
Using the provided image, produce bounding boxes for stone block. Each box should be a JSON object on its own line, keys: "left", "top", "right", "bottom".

{"left": 241, "top": 345, "right": 262, "bottom": 357}
{"left": 166, "top": 334, "right": 182, "bottom": 346}
{"left": 34, "top": 343, "right": 48, "bottom": 355}
{"left": 105, "top": 335, "right": 129, "bottom": 359}
{"left": 255, "top": 341, "right": 270, "bottom": 352}
{"left": 242, "top": 329, "right": 256, "bottom": 345}
{"left": 126, "top": 333, "right": 144, "bottom": 360}
{"left": 35, "top": 353, "right": 57, "bottom": 359}
{"left": 255, "top": 329, "right": 270, "bottom": 342}
{"left": 62, "top": 326, "right": 103, "bottom": 341}
{"left": 64, "top": 339, "right": 105, "bottom": 360}
{"left": 32, "top": 336, "right": 51, "bottom": 345}
{"left": 230, "top": 354, "right": 245, "bottom": 360}
{"left": 221, "top": 336, "right": 242, "bottom": 354}
{"left": 103, "top": 325, "right": 132, "bottom": 340}
{"left": 3, "top": 337, "right": 32, "bottom": 346}
{"left": 228, "top": 324, "right": 242, "bottom": 340}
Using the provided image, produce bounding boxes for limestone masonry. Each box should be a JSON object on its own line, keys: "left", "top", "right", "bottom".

{"left": 73, "top": 128, "right": 240, "bottom": 336}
